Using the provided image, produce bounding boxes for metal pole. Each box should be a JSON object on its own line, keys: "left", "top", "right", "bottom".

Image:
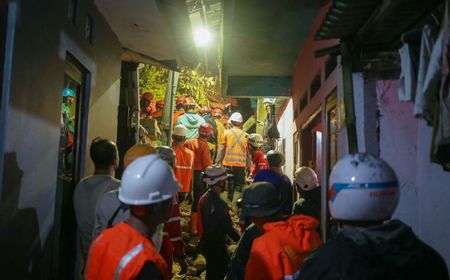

{"left": 0, "top": 0, "right": 17, "bottom": 204}
{"left": 167, "top": 71, "right": 179, "bottom": 147}
{"left": 340, "top": 42, "right": 358, "bottom": 153}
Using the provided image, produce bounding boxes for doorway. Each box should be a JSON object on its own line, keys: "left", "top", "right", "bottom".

{"left": 300, "top": 111, "right": 322, "bottom": 178}
{"left": 53, "top": 53, "right": 90, "bottom": 279}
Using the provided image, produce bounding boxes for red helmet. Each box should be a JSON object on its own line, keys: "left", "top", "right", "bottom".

{"left": 156, "top": 100, "right": 165, "bottom": 109}
{"left": 176, "top": 96, "right": 186, "bottom": 106}
{"left": 141, "top": 92, "right": 153, "bottom": 102}
{"left": 199, "top": 123, "right": 213, "bottom": 138}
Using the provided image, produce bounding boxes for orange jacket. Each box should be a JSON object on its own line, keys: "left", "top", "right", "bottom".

{"left": 173, "top": 110, "right": 185, "bottom": 126}
{"left": 221, "top": 128, "right": 248, "bottom": 167}
{"left": 184, "top": 138, "right": 212, "bottom": 171}
{"left": 85, "top": 222, "right": 169, "bottom": 280}
{"left": 245, "top": 215, "right": 322, "bottom": 280}
{"left": 173, "top": 146, "right": 194, "bottom": 193}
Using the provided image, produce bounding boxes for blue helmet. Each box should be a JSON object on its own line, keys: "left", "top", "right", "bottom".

{"left": 63, "top": 88, "right": 75, "bottom": 98}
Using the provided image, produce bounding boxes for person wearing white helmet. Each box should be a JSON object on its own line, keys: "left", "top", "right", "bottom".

{"left": 292, "top": 167, "right": 321, "bottom": 222}
{"left": 297, "top": 153, "right": 449, "bottom": 280}
{"left": 197, "top": 164, "right": 241, "bottom": 280}
{"left": 216, "top": 111, "right": 250, "bottom": 208}
{"left": 172, "top": 125, "right": 194, "bottom": 204}
{"left": 86, "top": 155, "right": 180, "bottom": 280}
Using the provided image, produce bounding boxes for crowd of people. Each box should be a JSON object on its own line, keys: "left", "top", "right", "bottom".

{"left": 72, "top": 93, "right": 449, "bottom": 280}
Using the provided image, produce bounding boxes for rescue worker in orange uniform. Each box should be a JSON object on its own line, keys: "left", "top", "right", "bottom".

{"left": 184, "top": 123, "right": 213, "bottom": 235}
{"left": 140, "top": 92, "right": 156, "bottom": 118}
{"left": 247, "top": 133, "right": 267, "bottom": 180}
{"left": 172, "top": 125, "right": 194, "bottom": 203}
{"left": 173, "top": 96, "right": 186, "bottom": 126}
{"left": 85, "top": 154, "right": 179, "bottom": 280}
{"left": 217, "top": 112, "right": 250, "bottom": 207}
{"left": 92, "top": 144, "right": 186, "bottom": 276}
{"left": 152, "top": 100, "right": 165, "bottom": 118}
{"left": 197, "top": 165, "right": 241, "bottom": 280}
{"left": 241, "top": 182, "right": 322, "bottom": 280}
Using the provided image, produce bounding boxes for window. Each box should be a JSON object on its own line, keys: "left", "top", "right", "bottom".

{"left": 310, "top": 73, "right": 321, "bottom": 99}
{"left": 325, "top": 57, "right": 337, "bottom": 79}
{"left": 299, "top": 95, "right": 307, "bottom": 113}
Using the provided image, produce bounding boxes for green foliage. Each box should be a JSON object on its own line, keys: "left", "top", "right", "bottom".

{"left": 139, "top": 65, "right": 169, "bottom": 101}
{"left": 138, "top": 64, "right": 218, "bottom": 106}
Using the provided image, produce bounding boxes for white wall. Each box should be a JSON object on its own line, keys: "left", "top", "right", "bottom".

{"left": 277, "top": 99, "right": 295, "bottom": 181}
{"left": 376, "top": 80, "right": 450, "bottom": 269}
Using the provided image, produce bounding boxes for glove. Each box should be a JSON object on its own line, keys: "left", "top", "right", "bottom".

{"left": 175, "top": 257, "right": 188, "bottom": 274}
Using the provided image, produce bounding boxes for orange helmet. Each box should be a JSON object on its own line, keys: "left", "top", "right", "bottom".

{"left": 212, "top": 108, "right": 223, "bottom": 118}
{"left": 156, "top": 100, "right": 165, "bottom": 109}
{"left": 141, "top": 92, "right": 154, "bottom": 102}
{"left": 199, "top": 123, "right": 213, "bottom": 138}
{"left": 123, "top": 144, "right": 157, "bottom": 167}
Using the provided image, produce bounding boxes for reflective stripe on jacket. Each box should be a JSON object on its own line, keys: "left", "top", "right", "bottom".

{"left": 222, "top": 128, "right": 248, "bottom": 167}
{"left": 85, "top": 222, "right": 169, "bottom": 280}
{"left": 173, "top": 146, "right": 194, "bottom": 193}
{"left": 244, "top": 215, "right": 322, "bottom": 280}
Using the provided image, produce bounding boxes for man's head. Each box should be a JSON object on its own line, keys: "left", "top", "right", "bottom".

{"left": 240, "top": 182, "right": 282, "bottom": 230}
{"left": 266, "top": 150, "right": 285, "bottom": 168}
{"left": 229, "top": 112, "right": 243, "bottom": 128}
{"left": 63, "top": 88, "right": 75, "bottom": 105}
{"left": 156, "top": 100, "right": 165, "bottom": 110}
{"left": 294, "top": 166, "right": 319, "bottom": 195}
{"left": 247, "top": 133, "right": 263, "bottom": 151}
{"left": 329, "top": 153, "right": 399, "bottom": 227}
{"left": 184, "top": 97, "right": 197, "bottom": 112}
{"left": 202, "top": 164, "right": 230, "bottom": 193}
{"left": 199, "top": 123, "right": 213, "bottom": 139}
{"left": 90, "top": 138, "right": 119, "bottom": 171}
{"left": 211, "top": 108, "right": 223, "bottom": 119}
{"left": 173, "top": 125, "right": 187, "bottom": 145}
{"left": 176, "top": 96, "right": 186, "bottom": 110}
{"left": 119, "top": 155, "right": 180, "bottom": 227}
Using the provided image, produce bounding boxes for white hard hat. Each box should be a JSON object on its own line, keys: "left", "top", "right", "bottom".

{"left": 294, "top": 167, "right": 319, "bottom": 191}
{"left": 202, "top": 164, "right": 230, "bottom": 186}
{"left": 119, "top": 154, "right": 180, "bottom": 205}
{"left": 229, "top": 112, "right": 243, "bottom": 123}
{"left": 329, "top": 153, "right": 399, "bottom": 222}
{"left": 173, "top": 124, "right": 187, "bottom": 137}
{"left": 248, "top": 133, "right": 263, "bottom": 148}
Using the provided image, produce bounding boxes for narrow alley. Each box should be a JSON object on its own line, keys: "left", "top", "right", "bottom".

{"left": 0, "top": 0, "right": 449, "bottom": 279}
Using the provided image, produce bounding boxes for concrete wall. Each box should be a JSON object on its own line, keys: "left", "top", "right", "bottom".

{"left": 277, "top": 99, "right": 295, "bottom": 181}
{"left": 375, "top": 80, "right": 450, "bottom": 269}
{"left": 1, "top": 0, "right": 122, "bottom": 277}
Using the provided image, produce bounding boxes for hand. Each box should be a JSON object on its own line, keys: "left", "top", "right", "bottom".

{"left": 175, "top": 257, "right": 188, "bottom": 274}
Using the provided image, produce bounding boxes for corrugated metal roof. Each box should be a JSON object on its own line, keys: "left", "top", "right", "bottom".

{"left": 316, "top": 0, "right": 442, "bottom": 50}
{"left": 315, "top": 0, "right": 381, "bottom": 41}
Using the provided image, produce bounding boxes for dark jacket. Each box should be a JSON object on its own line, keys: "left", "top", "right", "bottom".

{"left": 198, "top": 190, "right": 241, "bottom": 243}
{"left": 292, "top": 187, "right": 321, "bottom": 221}
{"left": 227, "top": 224, "right": 263, "bottom": 280}
{"left": 297, "top": 219, "right": 449, "bottom": 280}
